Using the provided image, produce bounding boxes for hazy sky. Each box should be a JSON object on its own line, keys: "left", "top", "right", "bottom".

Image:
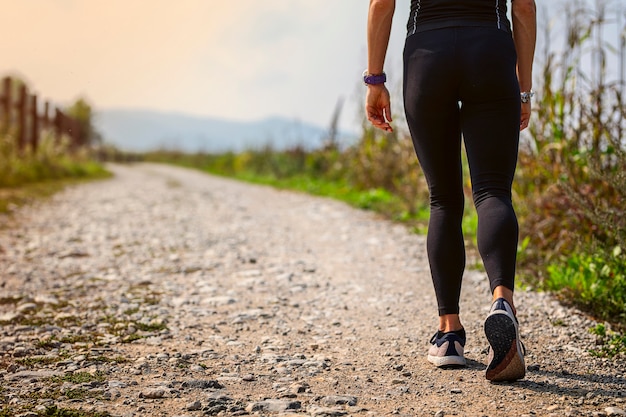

{"left": 0, "top": 0, "right": 621, "bottom": 134}
{"left": 0, "top": 1, "right": 413, "bottom": 133}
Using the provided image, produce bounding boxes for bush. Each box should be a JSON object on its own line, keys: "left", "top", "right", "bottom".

{"left": 546, "top": 246, "right": 626, "bottom": 325}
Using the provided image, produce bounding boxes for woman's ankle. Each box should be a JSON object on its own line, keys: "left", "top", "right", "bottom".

{"left": 492, "top": 285, "right": 516, "bottom": 315}
{"left": 439, "top": 314, "right": 463, "bottom": 333}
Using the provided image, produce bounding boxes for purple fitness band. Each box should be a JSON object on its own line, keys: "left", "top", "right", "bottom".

{"left": 363, "top": 71, "right": 387, "bottom": 85}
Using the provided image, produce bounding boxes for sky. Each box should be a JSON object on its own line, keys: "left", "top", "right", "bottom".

{"left": 0, "top": 0, "right": 622, "bottom": 135}
{"left": 0, "top": 0, "right": 411, "bottom": 134}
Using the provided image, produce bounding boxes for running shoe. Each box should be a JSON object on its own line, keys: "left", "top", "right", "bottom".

{"left": 484, "top": 298, "right": 525, "bottom": 381}
{"left": 427, "top": 328, "right": 466, "bottom": 368}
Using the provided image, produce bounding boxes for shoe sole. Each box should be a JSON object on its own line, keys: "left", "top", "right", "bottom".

{"left": 427, "top": 354, "right": 466, "bottom": 368}
{"left": 484, "top": 312, "right": 525, "bottom": 382}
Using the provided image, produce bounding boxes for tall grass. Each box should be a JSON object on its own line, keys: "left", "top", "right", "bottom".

{"left": 0, "top": 131, "right": 108, "bottom": 212}
{"left": 514, "top": 0, "right": 626, "bottom": 328}
{"left": 0, "top": 134, "right": 104, "bottom": 187}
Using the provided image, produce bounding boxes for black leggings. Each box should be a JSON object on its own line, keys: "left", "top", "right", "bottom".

{"left": 403, "top": 27, "right": 521, "bottom": 316}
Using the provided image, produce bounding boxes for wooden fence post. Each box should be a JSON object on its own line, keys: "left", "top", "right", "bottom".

{"left": 17, "top": 84, "right": 27, "bottom": 151}
{"left": 54, "top": 108, "right": 63, "bottom": 144}
{"left": 1, "top": 77, "right": 12, "bottom": 133}
{"left": 42, "top": 101, "right": 50, "bottom": 130}
{"left": 31, "top": 94, "right": 39, "bottom": 152}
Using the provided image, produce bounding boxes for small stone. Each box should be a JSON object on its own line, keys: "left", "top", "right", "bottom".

{"left": 546, "top": 405, "right": 560, "bottom": 412}
{"left": 0, "top": 312, "right": 22, "bottom": 323}
{"left": 451, "top": 388, "right": 462, "bottom": 394}
{"left": 289, "top": 382, "right": 309, "bottom": 394}
{"left": 310, "top": 407, "right": 348, "bottom": 417}
{"left": 5, "top": 371, "right": 61, "bottom": 381}
{"left": 187, "top": 400, "right": 202, "bottom": 411}
{"left": 320, "top": 396, "right": 358, "bottom": 407}
{"left": 12, "top": 347, "right": 29, "bottom": 357}
{"left": 202, "top": 296, "right": 236, "bottom": 306}
{"left": 207, "top": 392, "right": 233, "bottom": 401}
{"left": 606, "top": 407, "right": 626, "bottom": 416}
{"left": 246, "top": 399, "right": 301, "bottom": 413}
{"left": 34, "top": 295, "right": 59, "bottom": 305}
{"left": 16, "top": 303, "right": 38, "bottom": 313}
{"left": 435, "top": 410, "right": 446, "bottom": 417}
{"left": 242, "top": 374, "right": 256, "bottom": 381}
{"left": 139, "top": 388, "right": 166, "bottom": 399}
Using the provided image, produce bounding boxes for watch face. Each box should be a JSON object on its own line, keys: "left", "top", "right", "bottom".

{"left": 521, "top": 91, "right": 534, "bottom": 103}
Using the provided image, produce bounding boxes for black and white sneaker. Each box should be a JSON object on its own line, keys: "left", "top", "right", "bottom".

{"left": 484, "top": 298, "right": 525, "bottom": 381}
{"left": 427, "top": 328, "right": 466, "bottom": 368}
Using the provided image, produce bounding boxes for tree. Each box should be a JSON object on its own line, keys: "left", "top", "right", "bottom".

{"left": 66, "top": 97, "right": 101, "bottom": 147}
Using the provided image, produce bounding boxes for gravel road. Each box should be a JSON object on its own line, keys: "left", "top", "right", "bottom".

{"left": 0, "top": 163, "right": 624, "bottom": 417}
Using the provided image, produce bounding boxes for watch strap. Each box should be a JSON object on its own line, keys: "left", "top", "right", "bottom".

{"left": 363, "top": 70, "right": 387, "bottom": 85}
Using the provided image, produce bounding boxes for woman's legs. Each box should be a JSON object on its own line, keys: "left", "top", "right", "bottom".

{"left": 404, "top": 27, "right": 521, "bottom": 324}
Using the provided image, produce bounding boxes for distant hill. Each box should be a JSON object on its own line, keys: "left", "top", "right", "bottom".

{"left": 93, "top": 109, "right": 356, "bottom": 153}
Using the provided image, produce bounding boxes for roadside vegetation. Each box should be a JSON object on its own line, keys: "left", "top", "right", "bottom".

{"left": 0, "top": 82, "right": 109, "bottom": 214}
{"left": 143, "top": 1, "right": 626, "bottom": 355}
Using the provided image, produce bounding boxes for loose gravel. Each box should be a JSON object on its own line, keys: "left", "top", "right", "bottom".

{"left": 0, "top": 163, "right": 624, "bottom": 417}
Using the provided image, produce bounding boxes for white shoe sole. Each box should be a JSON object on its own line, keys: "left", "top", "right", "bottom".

{"left": 427, "top": 353, "right": 466, "bottom": 368}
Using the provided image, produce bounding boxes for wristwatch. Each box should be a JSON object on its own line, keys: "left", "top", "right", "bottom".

{"left": 520, "top": 90, "right": 534, "bottom": 103}
{"left": 363, "top": 70, "right": 387, "bottom": 85}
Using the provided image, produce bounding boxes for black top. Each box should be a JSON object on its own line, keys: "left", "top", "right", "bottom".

{"left": 407, "top": 0, "right": 511, "bottom": 36}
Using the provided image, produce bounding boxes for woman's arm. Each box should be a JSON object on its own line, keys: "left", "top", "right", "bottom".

{"left": 512, "top": 0, "right": 537, "bottom": 130}
{"left": 365, "top": 0, "right": 396, "bottom": 132}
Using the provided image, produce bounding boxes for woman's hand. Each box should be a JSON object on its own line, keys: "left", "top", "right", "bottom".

{"left": 366, "top": 84, "right": 393, "bottom": 132}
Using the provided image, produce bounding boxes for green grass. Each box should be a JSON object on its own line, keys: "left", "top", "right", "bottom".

{"left": 49, "top": 371, "right": 106, "bottom": 384}
{"left": 134, "top": 321, "right": 167, "bottom": 332}
{"left": 545, "top": 246, "right": 626, "bottom": 326}
{"left": 91, "top": 355, "right": 129, "bottom": 364}
{"left": 16, "top": 352, "right": 71, "bottom": 367}
{"left": 0, "top": 170, "right": 111, "bottom": 214}
{"left": 39, "top": 405, "right": 111, "bottom": 417}
{"left": 589, "top": 323, "right": 626, "bottom": 358}
{"left": 0, "top": 133, "right": 110, "bottom": 214}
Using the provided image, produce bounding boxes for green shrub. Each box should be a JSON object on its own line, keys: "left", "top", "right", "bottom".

{"left": 546, "top": 246, "right": 626, "bottom": 326}
{"left": 0, "top": 133, "right": 107, "bottom": 188}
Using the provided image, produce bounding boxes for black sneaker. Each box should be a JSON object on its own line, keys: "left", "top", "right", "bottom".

{"left": 427, "top": 328, "right": 466, "bottom": 368}
{"left": 484, "top": 298, "right": 525, "bottom": 381}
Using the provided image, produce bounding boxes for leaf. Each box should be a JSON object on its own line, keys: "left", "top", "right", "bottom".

{"left": 613, "top": 246, "right": 622, "bottom": 258}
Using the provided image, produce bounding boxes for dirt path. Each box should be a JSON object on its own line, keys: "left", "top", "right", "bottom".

{"left": 0, "top": 163, "right": 624, "bottom": 417}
